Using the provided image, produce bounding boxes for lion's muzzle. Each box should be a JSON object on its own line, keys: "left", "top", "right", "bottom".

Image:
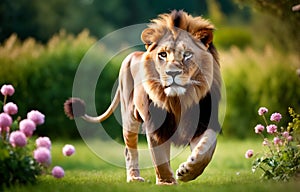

{"left": 163, "top": 69, "right": 187, "bottom": 96}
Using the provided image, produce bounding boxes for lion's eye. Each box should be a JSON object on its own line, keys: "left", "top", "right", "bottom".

{"left": 183, "top": 51, "right": 193, "bottom": 61}
{"left": 158, "top": 52, "right": 167, "bottom": 60}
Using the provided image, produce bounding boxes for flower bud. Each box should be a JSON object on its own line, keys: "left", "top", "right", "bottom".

{"left": 1, "top": 84, "right": 15, "bottom": 96}
{"left": 52, "top": 166, "right": 65, "bottom": 178}
{"left": 245, "top": 149, "right": 254, "bottom": 158}
{"left": 258, "top": 107, "right": 268, "bottom": 116}
{"left": 62, "top": 144, "right": 75, "bottom": 156}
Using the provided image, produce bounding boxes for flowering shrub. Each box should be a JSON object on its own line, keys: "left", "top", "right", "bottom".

{"left": 246, "top": 107, "right": 300, "bottom": 181}
{"left": 0, "top": 84, "right": 75, "bottom": 187}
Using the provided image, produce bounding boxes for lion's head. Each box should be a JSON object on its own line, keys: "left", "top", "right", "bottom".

{"left": 140, "top": 10, "right": 221, "bottom": 113}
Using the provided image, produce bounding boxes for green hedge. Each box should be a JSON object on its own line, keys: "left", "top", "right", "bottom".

{"left": 0, "top": 30, "right": 97, "bottom": 139}
{"left": 214, "top": 27, "right": 252, "bottom": 49}
{"left": 221, "top": 47, "right": 300, "bottom": 138}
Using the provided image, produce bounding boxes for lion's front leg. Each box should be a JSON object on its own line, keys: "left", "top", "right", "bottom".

{"left": 176, "top": 129, "right": 217, "bottom": 182}
{"left": 123, "top": 128, "right": 145, "bottom": 183}
{"left": 147, "top": 135, "right": 177, "bottom": 185}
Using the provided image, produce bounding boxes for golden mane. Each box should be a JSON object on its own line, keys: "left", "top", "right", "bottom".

{"left": 151, "top": 10, "right": 214, "bottom": 32}
{"left": 143, "top": 10, "right": 216, "bottom": 49}
{"left": 141, "top": 10, "right": 221, "bottom": 115}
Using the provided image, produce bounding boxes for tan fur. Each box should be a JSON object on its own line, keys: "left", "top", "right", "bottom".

{"left": 75, "top": 10, "right": 221, "bottom": 185}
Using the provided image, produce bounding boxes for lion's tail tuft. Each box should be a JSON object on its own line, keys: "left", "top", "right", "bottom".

{"left": 63, "top": 88, "right": 120, "bottom": 123}
{"left": 64, "top": 97, "right": 86, "bottom": 119}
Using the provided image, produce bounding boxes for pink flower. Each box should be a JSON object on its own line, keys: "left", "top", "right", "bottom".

{"left": 273, "top": 137, "right": 281, "bottom": 145}
{"left": 19, "top": 119, "right": 36, "bottom": 137}
{"left": 254, "top": 124, "right": 265, "bottom": 134}
{"left": 3, "top": 102, "right": 18, "bottom": 115}
{"left": 33, "top": 147, "right": 51, "bottom": 167}
{"left": 245, "top": 149, "right": 254, "bottom": 158}
{"left": 36, "top": 137, "right": 51, "bottom": 149}
{"left": 0, "top": 112, "right": 12, "bottom": 129}
{"left": 266, "top": 124, "right": 277, "bottom": 134}
{"left": 1, "top": 84, "right": 15, "bottom": 96}
{"left": 52, "top": 166, "right": 65, "bottom": 178}
{"left": 270, "top": 112, "right": 282, "bottom": 122}
{"left": 27, "top": 110, "right": 45, "bottom": 125}
{"left": 282, "top": 131, "right": 289, "bottom": 138}
{"left": 62, "top": 144, "right": 75, "bottom": 156}
{"left": 9, "top": 131, "right": 27, "bottom": 147}
{"left": 258, "top": 107, "right": 268, "bottom": 116}
{"left": 287, "top": 136, "right": 293, "bottom": 141}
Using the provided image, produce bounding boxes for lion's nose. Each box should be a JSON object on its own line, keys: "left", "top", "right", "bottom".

{"left": 166, "top": 70, "right": 182, "bottom": 78}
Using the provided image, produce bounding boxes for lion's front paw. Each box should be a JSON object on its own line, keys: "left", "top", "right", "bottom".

{"left": 127, "top": 176, "right": 145, "bottom": 183}
{"left": 156, "top": 177, "right": 177, "bottom": 185}
{"left": 176, "top": 155, "right": 206, "bottom": 182}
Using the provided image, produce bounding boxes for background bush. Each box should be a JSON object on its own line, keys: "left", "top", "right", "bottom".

{"left": 0, "top": 30, "right": 97, "bottom": 139}
{"left": 221, "top": 46, "right": 300, "bottom": 138}
{"left": 0, "top": 30, "right": 133, "bottom": 139}
{"left": 214, "top": 27, "right": 252, "bottom": 49}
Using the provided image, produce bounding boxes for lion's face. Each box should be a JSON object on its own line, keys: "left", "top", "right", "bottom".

{"left": 141, "top": 29, "right": 215, "bottom": 112}
{"left": 150, "top": 31, "right": 213, "bottom": 97}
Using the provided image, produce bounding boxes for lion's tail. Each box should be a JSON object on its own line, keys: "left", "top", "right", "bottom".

{"left": 64, "top": 88, "right": 120, "bottom": 123}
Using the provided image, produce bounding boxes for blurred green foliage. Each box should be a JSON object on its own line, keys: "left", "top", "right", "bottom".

{"left": 235, "top": 0, "right": 300, "bottom": 52}
{"left": 0, "top": 0, "right": 249, "bottom": 43}
{"left": 221, "top": 47, "right": 300, "bottom": 138}
{"left": 0, "top": 30, "right": 132, "bottom": 139}
{"left": 214, "top": 27, "right": 252, "bottom": 49}
{"left": 0, "top": 30, "right": 96, "bottom": 138}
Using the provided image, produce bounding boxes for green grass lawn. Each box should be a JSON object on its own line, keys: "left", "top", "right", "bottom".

{"left": 4, "top": 137, "right": 300, "bottom": 192}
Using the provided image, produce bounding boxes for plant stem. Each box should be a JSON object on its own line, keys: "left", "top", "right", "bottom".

{"left": 259, "top": 133, "right": 265, "bottom": 140}
{"left": 259, "top": 166, "right": 267, "bottom": 172}
{"left": 267, "top": 144, "right": 274, "bottom": 156}
{"left": 262, "top": 114, "right": 268, "bottom": 127}
{"left": 3, "top": 95, "right": 7, "bottom": 105}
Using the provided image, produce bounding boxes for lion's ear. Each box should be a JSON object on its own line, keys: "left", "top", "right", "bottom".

{"left": 193, "top": 29, "right": 213, "bottom": 48}
{"left": 141, "top": 28, "right": 156, "bottom": 50}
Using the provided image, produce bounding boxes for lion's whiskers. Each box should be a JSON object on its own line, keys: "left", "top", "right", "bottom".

{"left": 189, "top": 80, "right": 201, "bottom": 85}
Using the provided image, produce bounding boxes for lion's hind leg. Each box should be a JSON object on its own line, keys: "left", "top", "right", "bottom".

{"left": 176, "top": 129, "right": 217, "bottom": 182}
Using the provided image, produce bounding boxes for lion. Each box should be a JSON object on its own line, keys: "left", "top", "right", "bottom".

{"left": 64, "top": 10, "right": 221, "bottom": 185}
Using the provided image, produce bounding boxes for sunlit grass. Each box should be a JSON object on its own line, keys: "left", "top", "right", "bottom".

{"left": 4, "top": 138, "right": 300, "bottom": 192}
